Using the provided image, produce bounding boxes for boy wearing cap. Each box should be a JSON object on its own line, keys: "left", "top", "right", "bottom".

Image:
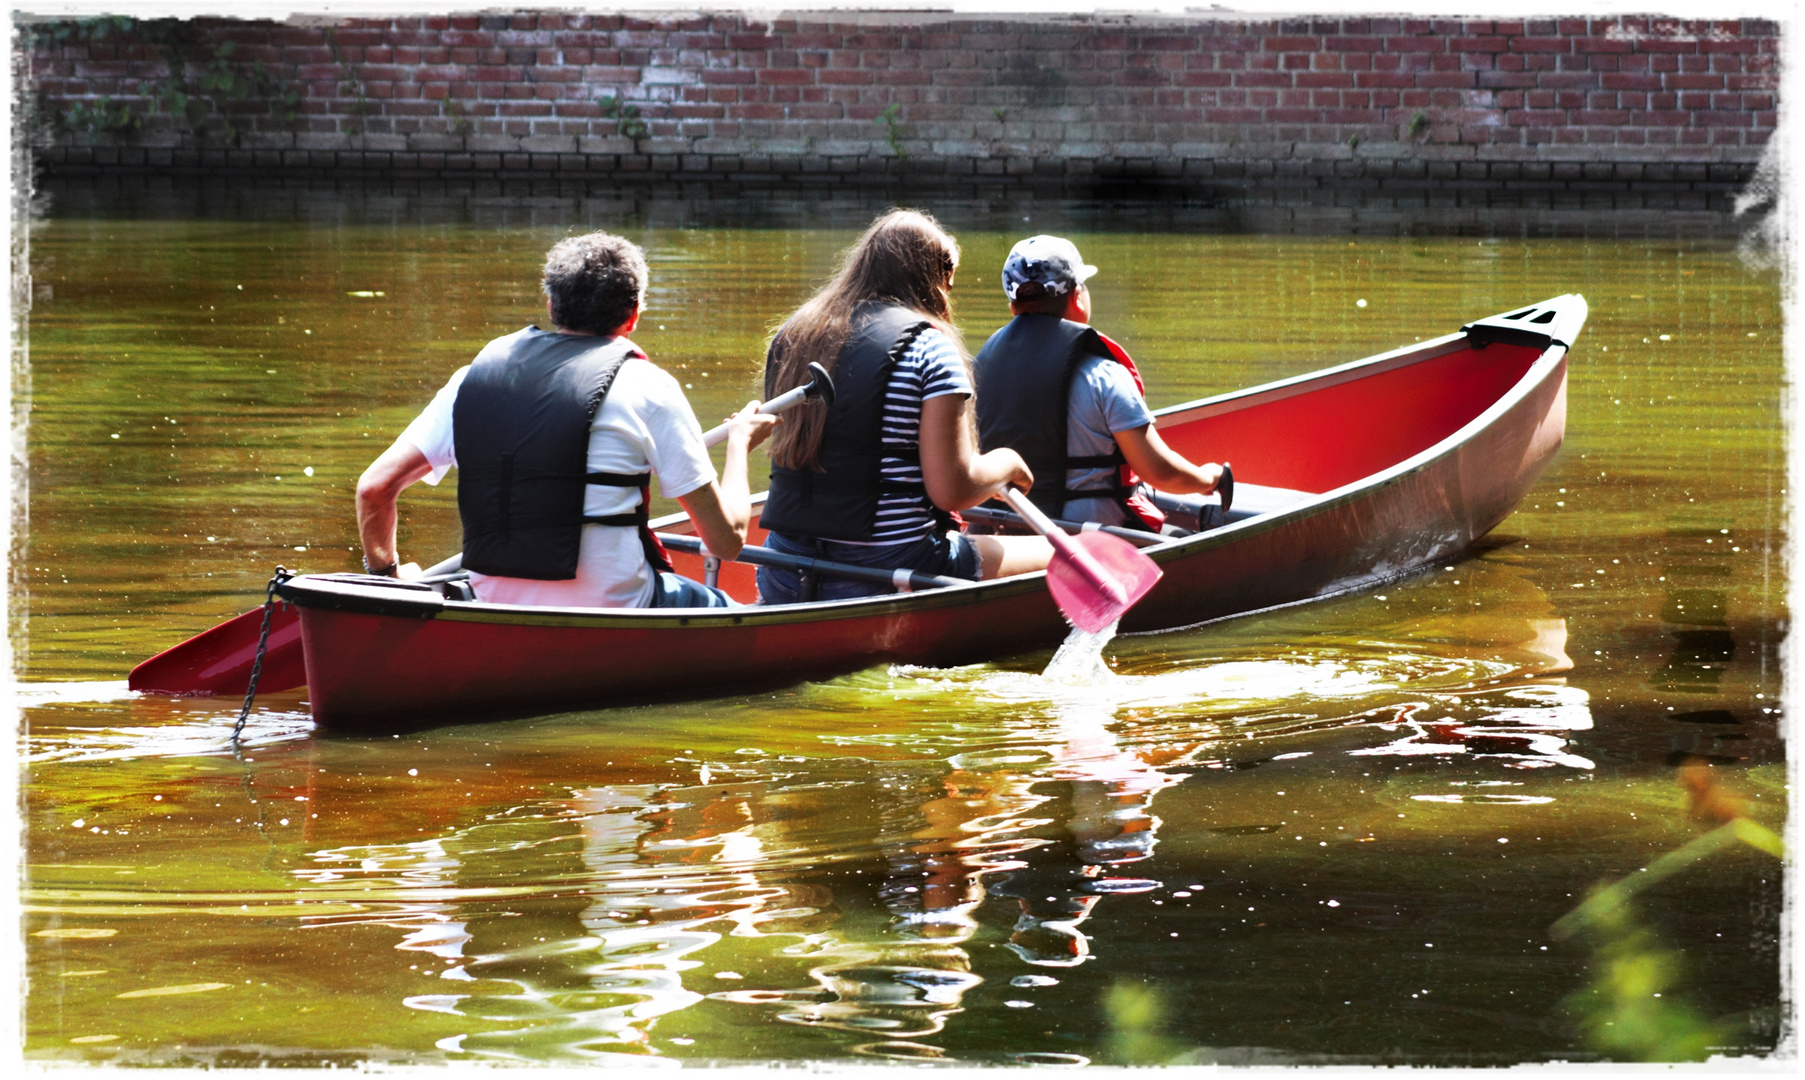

{"left": 972, "top": 235, "right": 1228, "bottom": 532}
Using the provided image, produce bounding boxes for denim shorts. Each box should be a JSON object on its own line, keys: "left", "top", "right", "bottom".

{"left": 649, "top": 571, "right": 736, "bottom": 609}
{"left": 757, "top": 530, "right": 982, "bottom": 604}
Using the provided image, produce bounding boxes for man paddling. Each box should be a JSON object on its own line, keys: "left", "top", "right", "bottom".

{"left": 356, "top": 231, "right": 776, "bottom": 607}
{"left": 973, "top": 235, "right": 1228, "bottom": 532}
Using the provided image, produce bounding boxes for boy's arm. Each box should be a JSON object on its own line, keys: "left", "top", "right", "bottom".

{"left": 1114, "top": 424, "right": 1223, "bottom": 496}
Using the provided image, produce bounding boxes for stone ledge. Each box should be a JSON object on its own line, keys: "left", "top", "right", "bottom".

{"left": 29, "top": 148, "right": 1759, "bottom": 200}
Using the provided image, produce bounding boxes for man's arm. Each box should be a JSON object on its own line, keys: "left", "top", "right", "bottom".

{"left": 676, "top": 401, "right": 777, "bottom": 560}
{"left": 1114, "top": 423, "right": 1224, "bottom": 496}
{"left": 356, "top": 437, "right": 435, "bottom": 574}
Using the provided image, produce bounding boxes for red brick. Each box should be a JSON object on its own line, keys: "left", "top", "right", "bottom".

{"left": 1698, "top": 36, "right": 1757, "bottom": 54}
{"left": 1235, "top": 71, "right": 1291, "bottom": 88}
{"left": 1573, "top": 35, "right": 1631, "bottom": 54}
{"left": 757, "top": 68, "right": 814, "bottom": 85}
{"left": 1507, "top": 108, "right": 1566, "bottom": 125}
{"left": 1451, "top": 36, "right": 1508, "bottom": 52}
{"left": 1693, "top": 109, "right": 1752, "bottom": 128}
{"left": 1510, "top": 36, "right": 1571, "bottom": 54}
{"left": 1355, "top": 72, "right": 1417, "bottom": 89}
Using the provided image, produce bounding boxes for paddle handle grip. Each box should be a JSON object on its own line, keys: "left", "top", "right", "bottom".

{"left": 998, "top": 487, "right": 1128, "bottom": 604}
{"left": 700, "top": 362, "right": 834, "bottom": 448}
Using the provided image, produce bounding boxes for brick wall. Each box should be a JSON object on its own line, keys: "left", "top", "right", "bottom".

{"left": 24, "top": 11, "right": 1776, "bottom": 198}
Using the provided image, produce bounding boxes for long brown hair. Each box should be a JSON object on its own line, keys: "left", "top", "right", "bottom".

{"left": 767, "top": 209, "right": 966, "bottom": 470}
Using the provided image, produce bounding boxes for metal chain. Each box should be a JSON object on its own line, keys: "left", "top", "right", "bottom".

{"left": 231, "top": 566, "right": 290, "bottom": 747}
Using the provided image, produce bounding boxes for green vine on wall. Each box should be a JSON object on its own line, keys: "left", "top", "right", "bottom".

{"left": 874, "top": 103, "right": 906, "bottom": 157}
{"left": 325, "top": 29, "right": 372, "bottom": 136}
{"left": 441, "top": 94, "right": 473, "bottom": 138}
{"left": 33, "top": 17, "right": 300, "bottom": 145}
{"left": 598, "top": 94, "right": 648, "bottom": 140}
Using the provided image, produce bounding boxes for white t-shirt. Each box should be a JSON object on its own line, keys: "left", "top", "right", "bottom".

{"left": 401, "top": 331, "right": 717, "bottom": 608}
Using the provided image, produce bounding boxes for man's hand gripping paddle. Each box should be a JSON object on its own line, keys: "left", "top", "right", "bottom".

{"left": 998, "top": 486, "right": 1163, "bottom": 633}
{"left": 127, "top": 363, "right": 837, "bottom": 696}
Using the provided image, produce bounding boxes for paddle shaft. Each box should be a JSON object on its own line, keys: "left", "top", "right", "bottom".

{"left": 658, "top": 534, "right": 963, "bottom": 593}
{"left": 999, "top": 486, "right": 1129, "bottom": 604}
{"left": 960, "top": 505, "right": 1166, "bottom": 547}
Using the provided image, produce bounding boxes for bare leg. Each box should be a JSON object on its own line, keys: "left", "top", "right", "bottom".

{"left": 971, "top": 534, "right": 1054, "bottom": 580}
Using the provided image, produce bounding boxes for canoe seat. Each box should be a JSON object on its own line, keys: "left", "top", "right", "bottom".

{"left": 1224, "top": 482, "right": 1315, "bottom": 523}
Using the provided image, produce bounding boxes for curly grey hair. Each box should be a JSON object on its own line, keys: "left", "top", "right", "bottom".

{"left": 542, "top": 232, "right": 647, "bottom": 335}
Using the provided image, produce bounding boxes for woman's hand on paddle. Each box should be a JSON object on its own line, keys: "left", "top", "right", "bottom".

{"left": 993, "top": 451, "right": 1034, "bottom": 496}
{"left": 723, "top": 399, "right": 779, "bottom": 449}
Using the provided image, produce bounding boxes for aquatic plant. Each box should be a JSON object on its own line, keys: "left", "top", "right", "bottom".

{"left": 1551, "top": 764, "right": 1784, "bottom": 1062}
{"left": 1103, "top": 981, "right": 1187, "bottom": 1064}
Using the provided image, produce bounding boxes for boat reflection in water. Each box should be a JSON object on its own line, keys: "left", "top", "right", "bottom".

{"left": 238, "top": 563, "right": 1599, "bottom": 1061}
{"left": 708, "top": 686, "right": 1190, "bottom": 1061}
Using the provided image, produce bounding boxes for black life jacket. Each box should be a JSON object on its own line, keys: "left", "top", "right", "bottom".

{"left": 453, "top": 327, "right": 674, "bottom": 580}
{"left": 760, "top": 304, "right": 949, "bottom": 543}
{"left": 973, "top": 314, "right": 1164, "bottom": 530}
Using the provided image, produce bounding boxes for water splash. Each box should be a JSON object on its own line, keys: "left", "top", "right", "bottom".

{"left": 1040, "top": 622, "right": 1120, "bottom": 686}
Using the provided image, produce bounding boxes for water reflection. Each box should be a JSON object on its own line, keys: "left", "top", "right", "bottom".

{"left": 192, "top": 615, "right": 1593, "bottom": 1059}
{"left": 20, "top": 421, "right": 1779, "bottom": 1067}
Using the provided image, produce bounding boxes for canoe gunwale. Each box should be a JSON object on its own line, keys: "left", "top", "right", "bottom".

{"left": 277, "top": 298, "right": 1577, "bottom": 636}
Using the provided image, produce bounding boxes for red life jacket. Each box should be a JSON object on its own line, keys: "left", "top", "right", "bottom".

{"left": 1093, "top": 331, "right": 1167, "bottom": 532}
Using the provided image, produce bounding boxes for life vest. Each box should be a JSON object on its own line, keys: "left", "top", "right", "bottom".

{"left": 973, "top": 314, "right": 1165, "bottom": 531}
{"left": 453, "top": 327, "right": 674, "bottom": 580}
{"left": 760, "top": 304, "right": 953, "bottom": 543}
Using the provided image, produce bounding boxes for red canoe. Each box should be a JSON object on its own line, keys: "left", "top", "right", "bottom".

{"left": 250, "top": 294, "right": 1585, "bottom": 729}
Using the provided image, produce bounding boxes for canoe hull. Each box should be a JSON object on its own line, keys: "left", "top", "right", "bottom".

{"left": 283, "top": 296, "right": 1579, "bottom": 729}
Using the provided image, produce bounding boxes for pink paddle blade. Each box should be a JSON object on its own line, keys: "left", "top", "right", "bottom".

{"left": 128, "top": 604, "right": 307, "bottom": 695}
{"left": 1045, "top": 530, "right": 1163, "bottom": 633}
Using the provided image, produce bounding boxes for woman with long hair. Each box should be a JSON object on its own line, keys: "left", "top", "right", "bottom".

{"left": 757, "top": 209, "right": 1052, "bottom": 603}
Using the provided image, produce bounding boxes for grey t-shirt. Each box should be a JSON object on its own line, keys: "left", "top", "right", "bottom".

{"left": 1063, "top": 354, "right": 1153, "bottom": 526}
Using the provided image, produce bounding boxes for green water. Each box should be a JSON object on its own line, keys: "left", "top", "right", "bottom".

{"left": 18, "top": 185, "right": 1786, "bottom": 1064}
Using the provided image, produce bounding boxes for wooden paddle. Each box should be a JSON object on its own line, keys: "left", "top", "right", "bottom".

{"left": 128, "top": 363, "right": 837, "bottom": 696}
{"left": 998, "top": 486, "right": 1163, "bottom": 633}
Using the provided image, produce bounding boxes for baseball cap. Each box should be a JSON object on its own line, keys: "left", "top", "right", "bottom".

{"left": 1001, "top": 235, "right": 1098, "bottom": 300}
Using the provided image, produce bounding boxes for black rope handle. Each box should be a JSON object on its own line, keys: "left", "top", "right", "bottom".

{"left": 231, "top": 566, "right": 291, "bottom": 747}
